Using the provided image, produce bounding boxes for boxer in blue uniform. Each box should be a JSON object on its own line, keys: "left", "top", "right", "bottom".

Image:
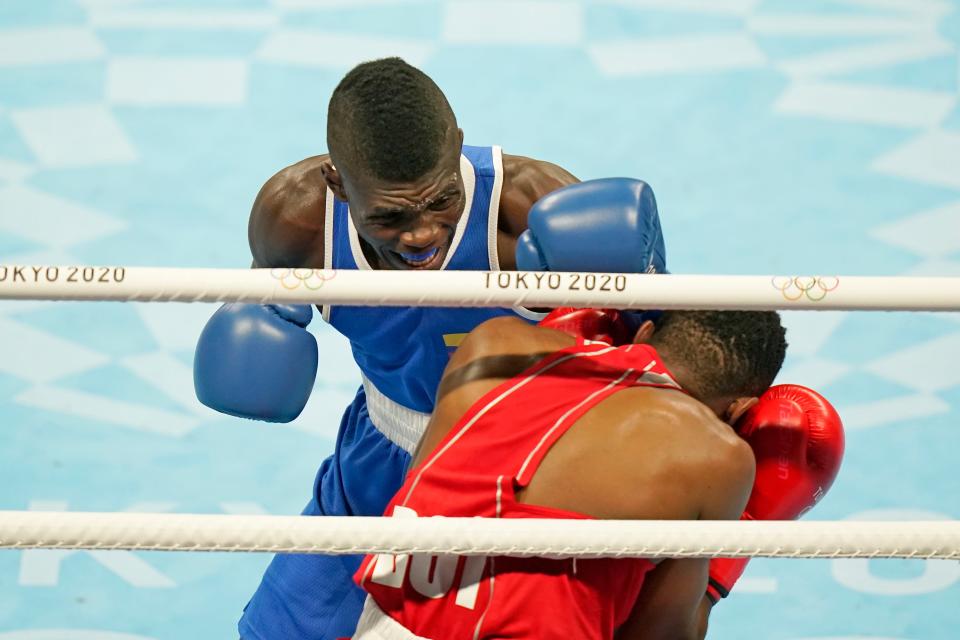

{"left": 193, "top": 58, "right": 667, "bottom": 640}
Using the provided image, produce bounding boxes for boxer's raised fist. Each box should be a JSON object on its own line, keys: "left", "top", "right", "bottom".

{"left": 515, "top": 178, "right": 667, "bottom": 275}
{"left": 707, "top": 384, "right": 844, "bottom": 603}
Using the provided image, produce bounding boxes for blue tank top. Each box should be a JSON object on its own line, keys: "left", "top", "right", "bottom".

{"left": 322, "top": 145, "right": 535, "bottom": 417}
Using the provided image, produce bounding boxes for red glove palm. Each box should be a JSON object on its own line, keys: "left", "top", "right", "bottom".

{"left": 706, "top": 384, "right": 844, "bottom": 603}
{"left": 538, "top": 307, "right": 636, "bottom": 345}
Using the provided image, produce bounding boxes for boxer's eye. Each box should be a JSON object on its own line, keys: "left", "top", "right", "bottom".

{"left": 429, "top": 191, "right": 459, "bottom": 211}
{"left": 367, "top": 212, "right": 405, "bottom": 228}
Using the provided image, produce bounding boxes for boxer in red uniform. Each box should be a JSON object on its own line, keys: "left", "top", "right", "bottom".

{"left": 536, "top": 309, "right": 845, "bottom": 632}
{"left": 352, "top": 309, "right": 844, "bottom": 639}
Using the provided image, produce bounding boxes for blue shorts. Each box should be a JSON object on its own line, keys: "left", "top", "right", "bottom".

{"left": 238, "top": 386, "right": 412, "bottom": 640}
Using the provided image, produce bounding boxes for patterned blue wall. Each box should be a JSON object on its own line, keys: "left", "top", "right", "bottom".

{"left": 1, "top": 1, "right": 959, "bottom": 638}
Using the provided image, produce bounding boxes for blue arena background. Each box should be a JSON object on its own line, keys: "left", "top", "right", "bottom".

{"left": 1, "top": 1, "right": 959, "bottom": 638}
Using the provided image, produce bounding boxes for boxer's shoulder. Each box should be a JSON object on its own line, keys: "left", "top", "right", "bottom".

{"left": 602, "top": 388, "right": 752, "bottom": 476}
{"left": 534, "top": 388, "right": 753, "bottom": 520}
{"left": 455, "top": 317, "right": 570, "bottom": 364}
{"left": 498, "top": 153, "right": 578, "bottom": 234}
{"left": 249, "top": 156, "right": 328, "bottom": 268}
{"left": 434, "top": 318, "right": 574, "bottom": 421}
{"left": 255, "top": 155, "right": 330, "bottom": 219}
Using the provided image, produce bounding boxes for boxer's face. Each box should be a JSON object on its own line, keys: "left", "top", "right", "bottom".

{"left": 335, "top": 127, "right": 466, "bottom": 271}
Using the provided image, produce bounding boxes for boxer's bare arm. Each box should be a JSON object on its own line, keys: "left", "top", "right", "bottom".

{"left": 248, "top": 156, "right": 329, "bottom": 269}
{"left": 496, "top": 154, "right": 578, "bottom": 270}
{"left": 615, "top": 425, "right": 754, "bottom": 640}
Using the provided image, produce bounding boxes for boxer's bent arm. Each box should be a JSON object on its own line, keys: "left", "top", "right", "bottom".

{"left": 617, "top": 434, "right": 754, "bottom": 639}
{"left": 248, "top": 158, "right": 328, "bottom": 269}
{"left": 195, "top": 159, "right": 326, "bottom": 423}
{"left": 497, "top": 154, "right": 578, "bottom": 270}
{"left": 688, "top": 437, "right": 756, "bottom": 636}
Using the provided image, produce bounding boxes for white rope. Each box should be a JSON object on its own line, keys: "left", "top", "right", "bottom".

{"left": 1, "top": 265, "right": 959, "bottom": 310}
{"left": 1, "top": 512, "right": 958, "bottom": 559}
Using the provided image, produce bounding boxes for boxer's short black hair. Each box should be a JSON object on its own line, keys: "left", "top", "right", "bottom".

{"left": 327, "top": 57, "right": 456, "bottom": 182}
{"left": 652, "top": 311, "right": 787, "bottom": 399}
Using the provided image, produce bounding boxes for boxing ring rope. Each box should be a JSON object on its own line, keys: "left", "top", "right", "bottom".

{"left": 1, "top": 265, "right": 960, "bottom": 310}
{"left": 3, "top": 266, "right": 959, "bottom": 564}
{"left": 1, "top": 512, "right": 958, "bottom": 559}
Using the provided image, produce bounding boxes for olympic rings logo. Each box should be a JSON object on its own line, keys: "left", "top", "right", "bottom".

{"left": 771, "top": 276, "right": 840, "bottom": 302}
{"left": 270, "top": 268, "right": 338, "bottom": 290}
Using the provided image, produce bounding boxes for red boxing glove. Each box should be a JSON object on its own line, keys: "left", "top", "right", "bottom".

{"left": 706, "top": 384, "right": 844, "bottom": 603}
{"left": 538, "top": 307, "right": 636, "bottom": 345}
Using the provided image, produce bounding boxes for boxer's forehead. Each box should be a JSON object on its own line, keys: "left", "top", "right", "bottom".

{"left": 342, "top": 124, "right": 464, "bottom": 218}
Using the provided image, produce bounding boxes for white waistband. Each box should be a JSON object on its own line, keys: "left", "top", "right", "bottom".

{"left": 361, "top": 374, "right": 430, "bottom": 455}
{"left": 353, "top": 596, "right": 433, "bottom": 640}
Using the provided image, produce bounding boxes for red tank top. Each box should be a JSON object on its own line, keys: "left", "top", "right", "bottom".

{"left": 354, "top": 340, "right": 683, "bottom": 639}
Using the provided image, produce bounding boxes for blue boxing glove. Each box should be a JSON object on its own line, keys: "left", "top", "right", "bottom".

{"left": 194, "top": 303, "right": 318, "bottom": 423}
{"left": 515, "top": 177, "right": 667, "bottom": 275}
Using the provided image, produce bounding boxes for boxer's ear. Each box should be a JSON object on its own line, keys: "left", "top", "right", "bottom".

{"left": 320, "top": 160, "right": 348, "bottom": 202}
{"left": 725, "top": 396, "right": 758, "bottom": 428}
{"left": 632, "top": 319, "right": 656, "bottom": 344}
